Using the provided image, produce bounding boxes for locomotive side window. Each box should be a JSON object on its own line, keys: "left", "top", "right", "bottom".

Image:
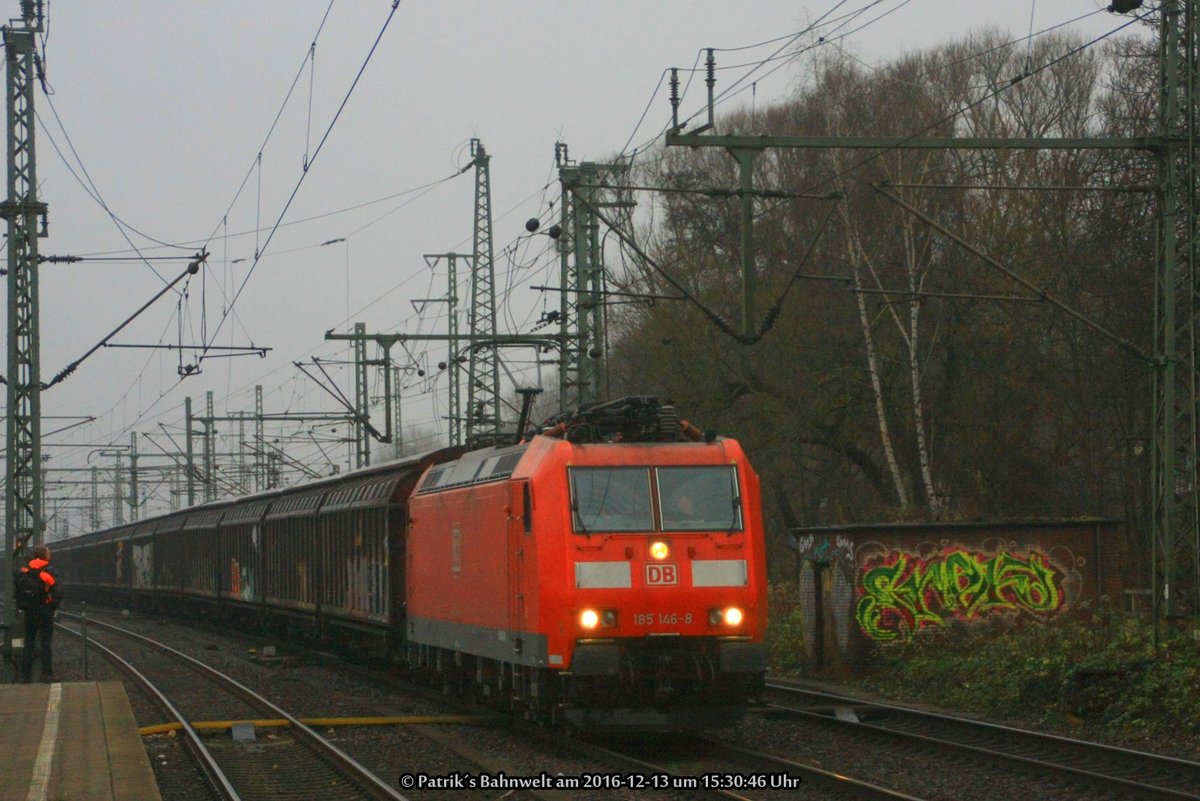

{"left": 569, "top": 467, "right": 653, "bottom": 533}
{"left": 657, "top": 466, "right": 743, "bottom": 531}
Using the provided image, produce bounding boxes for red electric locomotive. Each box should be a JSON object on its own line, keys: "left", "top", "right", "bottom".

{"left": 52, "top": 396, "right": 766, "bottom": 731}
{"left": 405, "top": 397, "right": 767, "bottom": 730}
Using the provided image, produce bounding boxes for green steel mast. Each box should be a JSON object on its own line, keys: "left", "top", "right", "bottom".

{"left": 556, "top": 143, "right": 628, "bottom": 408}
{"left": 1, "top": 0, "right": 45, "bottom": 657}
{"left": 467, "top": 139, "right": 500, "bottom": 441}
{"left": 1152, "top": 0, "right": 1200, "bottom": 621}
{"left": 353, "top": 321, "right": 370, "bottom": 467}
{"left": 423, "top": 252, "right": 465, "bottom": 446}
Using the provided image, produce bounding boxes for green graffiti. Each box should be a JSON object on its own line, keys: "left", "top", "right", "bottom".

{"left": 856, "top": 549, "right": 1063, "bottom": 642}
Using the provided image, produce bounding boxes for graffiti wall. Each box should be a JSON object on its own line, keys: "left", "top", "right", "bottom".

{"left": 856, "top": 543, "right": 1072, "bottom": 642}
{"left": 789, "top": 520, "right": 1124, "bottom": 674}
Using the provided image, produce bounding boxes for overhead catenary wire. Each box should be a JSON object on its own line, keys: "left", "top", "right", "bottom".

{"left": 36, "top": 99, "right": 186, "bottom": 289}
{"left": 594, "top": 6, "right": 1152, "bottom": 349}
{"left": 649, "top": 5, "right": 1153, "bottom": 251}
{"left": 79, "top": 236, "right": 447, "bottom": 474}
{"left": 68, "top": 170, "right": 474, "bottom": 262}
{"left": 787, "top": 4, "right": 1157, "bottom": 201}
{"left": 29, "top": 152, "right": 463, "bottom": 417}
{"left": 41, "top": 255, "right": 206, "bottom": 391}
{"left": 673, "top": 0, "right": 917, "bottom": 138}
{"left": 202, "top": 1, "right": 404, "bottom": 355}
{"left": 197, "top": 0, "right": 337, "bottom": 257}
{"left": 27, "top": 3, "right": 347, "bottom": 479}
{"left": 619, "top": 0, "right": 881, "bottom": 159}
{"left": 618, "top": 0, "right": 1110, "bottom": 165}
{"left": 44, "top": 4, "right": 1145, "bottom": 518}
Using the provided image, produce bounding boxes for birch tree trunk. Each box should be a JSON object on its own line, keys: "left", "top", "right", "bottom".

{"left": 841, "top": 202, "right": 910, "bottom": 510}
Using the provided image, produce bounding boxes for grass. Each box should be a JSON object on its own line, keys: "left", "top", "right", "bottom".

{"left": 767, "top": 592, "right": 1200, "bottom": 748}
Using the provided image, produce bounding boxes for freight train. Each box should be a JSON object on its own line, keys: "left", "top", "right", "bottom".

{"left": 52, "top": 397, "right": 767, "bottom": 730}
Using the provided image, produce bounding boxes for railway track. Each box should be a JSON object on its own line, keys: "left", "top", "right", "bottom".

{"left": 69, "top": 609, "right": 905, "bottom": 800}
{"left": 70, "top": 608, "right": 1198, "bottom": 801}
{"left": 765, "top": 681, "right": 1200, "bottom": 801}
{"left": 571, "top": 732, "right": 926, "bottom": 801}
{"left": 63, "top": 609, "right": 679, "bottom": 801}
{"left": 58, "top": 614, "right": 408, "bottom": 801}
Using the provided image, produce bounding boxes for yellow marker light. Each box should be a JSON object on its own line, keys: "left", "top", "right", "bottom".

{"left": 649, "top": 541, "right": 671, "bottom": 560}
{"left": 580, "top": 609, "right": 600, "bottom": 629}
{"left": 723, "top": 607, "right": 744, "bottom": 627}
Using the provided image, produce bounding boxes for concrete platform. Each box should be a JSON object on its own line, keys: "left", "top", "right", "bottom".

{"left": 0, "top": 682, "right": 161, "bottom": 801}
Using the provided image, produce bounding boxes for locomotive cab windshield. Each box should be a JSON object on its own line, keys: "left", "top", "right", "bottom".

{"left": 658, "top": 465, "right": 742, "bottom": 532}
{"left": 570, "top": 466, "right": 654, "bottom": 532}
{"left": 569, "top": 464, "right": 742, "bottom": 532}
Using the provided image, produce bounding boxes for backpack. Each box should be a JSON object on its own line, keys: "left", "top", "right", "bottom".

{"left": 14, "top": 568, "right": 45, "bottom": 611}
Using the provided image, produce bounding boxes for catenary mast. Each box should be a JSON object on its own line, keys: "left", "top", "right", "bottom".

{"left": 1, "top": 0, "right": 45, "bottom": 664}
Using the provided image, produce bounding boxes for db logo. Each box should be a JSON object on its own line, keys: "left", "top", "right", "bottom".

{"left": 644, "top": 563, "right": 679, "bottom": 586}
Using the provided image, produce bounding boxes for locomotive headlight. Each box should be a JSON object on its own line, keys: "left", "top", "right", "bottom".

{"left": 649, "top": 540, "right": 671, "bottom": 560}
{"left": 580, "top": 608, "right": 617, "bottom": 629}
{"left": 709, "top": 606, "right": 744, "bottom": 626}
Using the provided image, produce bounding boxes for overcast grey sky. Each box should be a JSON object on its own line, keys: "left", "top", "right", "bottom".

{"left": 7, "top": 0, "right": 1142, "bottom": 529}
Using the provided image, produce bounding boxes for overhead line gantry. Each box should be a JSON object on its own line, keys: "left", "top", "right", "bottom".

{"left": 662, "top": 6, "right": 1196, "bottom": 634}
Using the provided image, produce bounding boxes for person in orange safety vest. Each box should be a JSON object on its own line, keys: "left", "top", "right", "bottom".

{"left": 14, "top": 545, "right": 61, "bottom": 683}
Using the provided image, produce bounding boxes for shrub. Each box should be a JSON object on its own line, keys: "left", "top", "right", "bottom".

{"left": 862, "top": 603, "right": 1200, "bottom": 741}
{"left": 766, "top": 581, "right": 805, "bottom": 673}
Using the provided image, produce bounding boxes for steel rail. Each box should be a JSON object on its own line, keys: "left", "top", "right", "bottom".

{"left": 56, "top": 621, "right": 243, "bottom": 801}
{"left": 767, "top": 682, "right": 1200, "bottom": 801}
{"left": 63, "top": 615, "right": 411, "bottom": 801}
{"left": 570, "top": 731, "right": 926, "bottom": 801}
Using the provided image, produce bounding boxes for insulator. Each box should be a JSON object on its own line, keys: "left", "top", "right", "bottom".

{"left": 658, "top": 405, "right": 679, "bottom": 441}
{"left": 705, "top": 48, "right": 715, "bottom": 89}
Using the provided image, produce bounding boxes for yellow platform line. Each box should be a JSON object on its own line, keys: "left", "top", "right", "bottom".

{"left": 139, "top": 714, "right": 494, "bottom": 736}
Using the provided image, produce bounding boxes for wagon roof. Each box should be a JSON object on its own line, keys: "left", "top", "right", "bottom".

{"left": 321, "top": 468, "right": 417, "bottom": 513}
{"left": 221, "top": 500, "right": 272, "bottom": 525}
{"left": 182, "top": 506, "right": 228, "bottom": 530}
{"left": 265, "top": 485, "right": 326, "bottom": 520}
{"left": 154, "top": 512, "right": 189, "bottom": 532}
{"left": 129, "top": 519, "right": 158, "bottom": 537}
